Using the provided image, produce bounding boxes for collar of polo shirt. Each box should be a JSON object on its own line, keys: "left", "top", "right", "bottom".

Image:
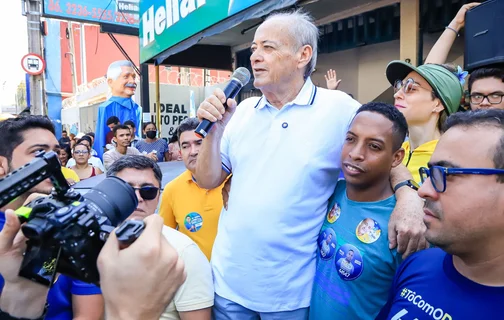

{"left": 253, "top": 78, "right": 318, "bottom": 110}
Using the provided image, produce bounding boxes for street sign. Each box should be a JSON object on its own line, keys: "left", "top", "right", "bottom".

{"left": 21, "top": 53, "right": 46, "bottom": 76}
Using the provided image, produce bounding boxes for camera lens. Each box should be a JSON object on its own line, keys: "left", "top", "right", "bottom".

{"left": 84, "top": 176, "right": 138, "bottom": 226}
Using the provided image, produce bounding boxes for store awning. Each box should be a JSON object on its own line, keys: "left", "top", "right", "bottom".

{"left": 139, "top": 0, "right": 297, "bottom": 67}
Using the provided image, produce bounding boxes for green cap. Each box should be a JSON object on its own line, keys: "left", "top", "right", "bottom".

{"left": 386, "top": 61, "right": 464, "bottom": 115}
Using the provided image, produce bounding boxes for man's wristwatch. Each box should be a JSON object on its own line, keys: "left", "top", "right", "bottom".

{"left": 393, "top": 179, "right": 420, "bottom": 192}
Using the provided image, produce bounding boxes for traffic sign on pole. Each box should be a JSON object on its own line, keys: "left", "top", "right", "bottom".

{"left": 21, "top": 53, "right": 46, "bottom": 76}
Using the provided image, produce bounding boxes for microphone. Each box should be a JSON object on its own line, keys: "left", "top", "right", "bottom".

{"left": 195, "top": 67, "right": 251, "bottom": 138}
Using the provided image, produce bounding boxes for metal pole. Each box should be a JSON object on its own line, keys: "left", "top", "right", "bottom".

{"left": 140, "top": 63, "right": 150, "bottom": 125}
{"left": 26, "top": 0, "right": 44, "bottom": 115}
{"left": 80, "top": 23, "right": 87, "bottom": 84}
{"left": 155, "top": 65, "right": 161, "bottom": 136}
{"left": 67, "top": 23, "right": 78, "bottom": 93}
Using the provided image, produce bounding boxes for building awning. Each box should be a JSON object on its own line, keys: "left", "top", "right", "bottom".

{"left": 140, "top": 0, "right": 297, "bottom": 67}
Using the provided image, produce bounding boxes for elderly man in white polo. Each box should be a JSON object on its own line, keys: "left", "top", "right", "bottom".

{"left": 195, "top": 9, "right": 426, "bottom": 320}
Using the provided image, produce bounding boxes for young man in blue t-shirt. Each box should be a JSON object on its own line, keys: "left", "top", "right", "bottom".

{"left": 0, "top": 116, "right": 103, "bottom": 320}
{"left": 310, "top": 102, "right": 410, "bottom": 319}
{"left": 377, "top": 109, "right": 504, "bottom": 319}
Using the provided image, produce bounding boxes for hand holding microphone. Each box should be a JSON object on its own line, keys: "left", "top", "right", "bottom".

{"left": 196, "top": 67, "right": 251, "bottom": 138}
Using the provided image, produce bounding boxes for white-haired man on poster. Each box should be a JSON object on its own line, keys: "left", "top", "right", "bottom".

{"left": 94, "top": 60, "right": 141, "bottom": 159}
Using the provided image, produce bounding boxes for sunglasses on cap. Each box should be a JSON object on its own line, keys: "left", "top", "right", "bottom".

{"left": 132, "top": 186, "right": 160, "bottom": 200}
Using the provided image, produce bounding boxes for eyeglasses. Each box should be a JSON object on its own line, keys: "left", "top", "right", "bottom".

{"left": 74, "top": 150, "right": 89, "bottom": 155}
{"left": 394, "top": 78, "right": 434, "bottom": 95}
{"left": 419, "top": 166, "right": 504, "bottom": 193}
{"left": 469, "top": 93, "right": 504, "bottom": 105}
{"left": 132, "top": 186, "right": 160, "bottom": 200}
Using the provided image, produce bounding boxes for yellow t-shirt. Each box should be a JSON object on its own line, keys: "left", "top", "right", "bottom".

{"left": 61, "top": 167, "right": 80, "bottom": 183}
{"left": 402, "top": 139, "right": 438, "bottom": 183}
{"left": 159, "top": 170, "right": 225, "bottom": 260}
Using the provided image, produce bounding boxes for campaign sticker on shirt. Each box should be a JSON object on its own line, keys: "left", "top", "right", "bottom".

{"left": 355, "top": 218, "right": 381, "bottom": 244}
{"left": 184, "top": 212, "right": 203, "bottom": 232}
{"left": 317, "top": 228, "right": 337, "bottom": 260}
{"left": 335, "top": 244, "right": 363, "bottom": 281}
{"left": 326, "top": 202, "right": 341, "bottom": 224}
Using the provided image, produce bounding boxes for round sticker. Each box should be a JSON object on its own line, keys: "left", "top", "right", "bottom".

{"left": 355, "top": 218, "right": 381, "bottom": 244}
{"left": 184, "top": 212, "right": 203, "bottom": 232}
{"left": 326, "top": 202, "right": 341, "bottom": 224}
{"left": 335, "top": 244, "right": 363, "bottom": 281}
{"left": 317, "top": 228, "right": 337, "bottom": 260}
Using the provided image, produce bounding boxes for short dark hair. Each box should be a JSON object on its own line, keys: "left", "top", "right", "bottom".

{"left": 73, "top": 142, "right": 91, "bottom": 152}
{"left": 107, "top": 155, "right": 163, "bottom": 187}
{"left": 143, "top": 122, "right": 156, "bottom": 131}
{"left": 62, "top": 130, "right": 68, "bottom": 134}
{"left": 0, "top": 115, "right": 55, "bottom": 162}
{"left": 124, "top": 120, "right": 135, "bottom": 128}
{"left": 86, "top": 132, "right": 95, "bottom": 139}
{"left": 468, "top": 67, "right": 504, "bottom": 92}
{"left": 113, "top": 124, "right": 132, "bottom": 137}
{"left": 354, "top": 102, "right": 408, "bottom": 151}
{"left": 106, "top": 116, "right": 120, "bottom": 126}
{"left": 443, "top": 109, "right": 504, "bottom": 183}
{"left": 169, "top": 132, "right": 179, "bottom": 144}
{"left": 177, "top": 117, "right": 199, "bottom": 143}
{"left": 77, "top": 135, "right": 93, "bottom": 146}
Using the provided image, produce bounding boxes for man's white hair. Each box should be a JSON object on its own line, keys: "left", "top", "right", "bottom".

{"left": 265, "top": 9, "right": 319, "bottom": 79}
{"left": 106, "top": 60, "right": 134, "bottom": 80}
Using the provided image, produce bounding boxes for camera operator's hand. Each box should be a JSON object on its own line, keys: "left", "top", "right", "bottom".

{"left": 0, "top": 210, "right": 49, "bottom": 319}
{"left": 98, "top": 215, "right": 186, "bottom": 320}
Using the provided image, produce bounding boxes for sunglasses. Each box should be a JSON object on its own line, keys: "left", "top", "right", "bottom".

{"left": 132, "top": 186, "right": 160, "bottom": 200}
{"left": 394, "top": 78, "right": 434, "bottom": 95}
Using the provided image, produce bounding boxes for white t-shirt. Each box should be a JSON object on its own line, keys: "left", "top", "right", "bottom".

{"left": 103, "top": 147, "right": 141, "bottom": 170}
{"left": 211, "top": 78, "right": 360, "bottom": 312}
{"left": 160, "top": 226, "right": 214, "bottom": 319}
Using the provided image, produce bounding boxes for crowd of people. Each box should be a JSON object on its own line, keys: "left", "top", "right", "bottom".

{"left": 1, "top": 2, "right": 504, "bottom": 320}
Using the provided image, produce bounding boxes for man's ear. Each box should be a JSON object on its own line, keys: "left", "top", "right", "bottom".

{"left": 392, "top": 148, "right": 405, "bottom": 168}
{"left": 0, "top": 156, "right": 9, "bottom": 178}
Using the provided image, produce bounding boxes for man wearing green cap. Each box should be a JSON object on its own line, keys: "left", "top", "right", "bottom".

{"left": 385, "top": 61, "right": 464, "bottom": 183}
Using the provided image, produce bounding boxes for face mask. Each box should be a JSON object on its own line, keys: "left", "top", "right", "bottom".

{"left": 146, "top": 131, "right": 157, "bottom": 139}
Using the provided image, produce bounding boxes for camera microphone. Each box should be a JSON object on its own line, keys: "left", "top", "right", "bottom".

{"left": 195, "top": 67, "right": 251, "bottom": 138}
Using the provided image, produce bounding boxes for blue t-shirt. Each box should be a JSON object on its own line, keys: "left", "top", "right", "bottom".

{"left": 135, "top": 139, "right": 168, "bottom": 162}
{"left": 0, "top": 211, "right": 101, "bottom": 320}
{"left": 376, "top": 248, "right": 504, "bottom": 320}
{"left": 310, "top": 180, "right": 402, "bottom": 320}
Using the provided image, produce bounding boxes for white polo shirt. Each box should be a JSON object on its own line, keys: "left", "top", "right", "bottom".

{"left": 211, "top": 78, "right": 361, "bottom": 312}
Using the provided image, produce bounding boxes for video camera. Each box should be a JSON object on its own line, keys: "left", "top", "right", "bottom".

{"left": 0, "top": 151, "right": 145, "bottom": 286}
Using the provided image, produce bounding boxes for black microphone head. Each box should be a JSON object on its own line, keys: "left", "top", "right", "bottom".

{"left": 233, "top": 67, "right": 251, "bottom": 86}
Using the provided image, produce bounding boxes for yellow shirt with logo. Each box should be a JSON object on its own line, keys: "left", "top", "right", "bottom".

{"left": 61, "top": 167, "right": 80, "bottom": 183}
{"left": 159, "top": 170, "right": 225, "bottom": 260}
{"left": 402, "top": 139, "right": 438, "bottom": 183}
